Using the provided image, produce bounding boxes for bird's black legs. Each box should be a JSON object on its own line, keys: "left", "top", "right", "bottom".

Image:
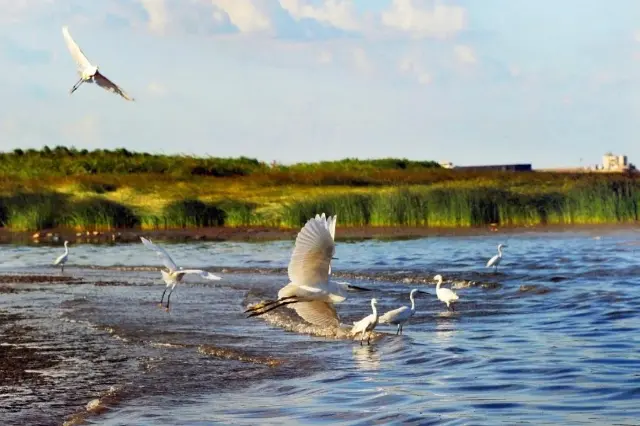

{"left": 70, "top": 78, "right": 83, "bottom": 95}
{"left": 158, "top": 287, "right": 168, "bottom": 307}
{"left": 165, "top": 290, "right": 174, "bottom": 311}
{"left": 61, "top": 264, "right": 64, "bottom": 274}
{"left": 400, "top": 324, "right": 403, "bottom": 335}
{"left": 451, "top": 303, "right": 456, "bottom": 312}
{"left": 245, "top": 296, "right": 299, "bottom": 318}
{"left": 396, "top": 325, "right": 400, "bottom": 335}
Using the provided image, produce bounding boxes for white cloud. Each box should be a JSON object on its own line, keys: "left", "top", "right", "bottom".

{"left": 399, "top": 55, "right": 431, "bottom": 85}
{"left": 381, "top": 0, "right": 466, "bottom": 38}
{"left": 140, "top": 0, "right": 169, "bottom": 34}
{"left": 209, "top": 0, "right": 274, "bottom": 33}
{"left": 279, "top": 0, "right": 360, "bottom": 31}
{"left": 454, "top": 44, "right": 476, "bottom": 64}
{"left": 634, "top": 30, "right": 640, "bottom": 43}
{"left": 0, "top": 0, "right": 53, "bottom": 23}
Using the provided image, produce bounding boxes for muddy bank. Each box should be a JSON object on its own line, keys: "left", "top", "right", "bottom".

{"left": 1, "top": 223, "right": 637, "bottom": 245}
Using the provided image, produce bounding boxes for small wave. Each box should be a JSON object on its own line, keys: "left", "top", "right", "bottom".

{"left": 245, "top": 302, "right": 384, "bottom": 343}
{"left": 197, "top": 345, "right": 283, "bottom": 367}
{"left": 518, "top": 285, "right": 553, "bottom": 295}
{"left": 63, "top": 385, "right": 124, "bottom": 426}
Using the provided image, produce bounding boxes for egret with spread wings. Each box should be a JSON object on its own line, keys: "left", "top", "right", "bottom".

{"left": 62, "top": 26, "right": 134, "bottom": 101}
{"left": 140, "top": 237, "right": 221, "bottom": 311}
{"left": 245, "top": 214, "right": 371, "bottom": 327}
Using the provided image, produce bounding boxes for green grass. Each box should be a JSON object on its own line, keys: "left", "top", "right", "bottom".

{"left": 1, "top": 146, "right": 639, "bottom": 232}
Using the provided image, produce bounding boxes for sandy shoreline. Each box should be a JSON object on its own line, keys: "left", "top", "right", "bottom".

{"left": 0, "top": 223, "right": 638, "bottom": 245}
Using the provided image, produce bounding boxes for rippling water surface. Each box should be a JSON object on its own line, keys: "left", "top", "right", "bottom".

{"left": 1, "top": 229, "right": 640, "bottom": 425}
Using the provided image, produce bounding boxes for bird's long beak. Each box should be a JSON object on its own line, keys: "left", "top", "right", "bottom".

{"left": 417, "top": 290, "right": 430, "bottom": 296}
{"left": 332, "top": 257, "right": 339, "bottom": 260}
{"left": 347, "top": 284, "right": 372, "bottom": 292}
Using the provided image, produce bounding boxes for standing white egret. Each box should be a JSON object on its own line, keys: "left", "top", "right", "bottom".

{"left": 486, "top": 243, "right": 507, "bottom": 273}
{"left": 378, "top": 289, "right": 428, "bottom": 335}
{"left": 140, "top": 237, "right": 221, "bottom": 311}
{"left": 62, "top": 26, "right": 134, "bottom": 101}
{"left": 434, "top": 274, "right": 459, "bottom": 312}
{"left": 245, "top": 214, "right": 371, "bottom": 327}
{"left": 53, "top": 240, "right": 69, "bottom": 273}
{"left": 351, "top": 298, "right": 379, "bottom": 345}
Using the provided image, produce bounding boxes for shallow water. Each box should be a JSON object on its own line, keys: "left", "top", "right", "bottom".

{"left": 1, "top": 229, "right": 640, "bottom": 425}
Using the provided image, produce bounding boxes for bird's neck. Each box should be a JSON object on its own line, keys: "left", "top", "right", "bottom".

{"left": 371, "top": 303, "right": 378, "bottom": 319}
{"left": 410, "top": 294, "right": 415, "bottom": 310}
{"left": 436, "top": 280, "right": 442, "bottom": 289}
{"left": 498, "top": 247, "right": 503, "bottom": 256}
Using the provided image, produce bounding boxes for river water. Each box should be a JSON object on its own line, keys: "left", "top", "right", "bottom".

{"left": 1, "top": 228, "right": 639, "bottom": 425}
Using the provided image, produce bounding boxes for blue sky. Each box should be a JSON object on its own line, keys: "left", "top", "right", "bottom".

{"left": 1, "top": 0, "right": 640, "bottom": 168}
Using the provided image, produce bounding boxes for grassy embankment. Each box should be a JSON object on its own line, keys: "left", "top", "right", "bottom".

{"left": 0, "top": 146, "right": 639, "bottom": 232}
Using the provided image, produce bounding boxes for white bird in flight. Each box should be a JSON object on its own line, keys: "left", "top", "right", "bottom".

{"left": 351, "top": 298, "right": 379, "bottom": 345}
{"left": 434, "top": 274, "right": 459, "bottom": 312}
{"left": 140, "top": 237, "right": 221, "bottom": 311}
{"left": 245, "top": 213, "right": 371, "bottom": 327}
{"left": 62, "top": 26, "right": 134, "bottom": 101}
{"left": 378, "top": 288, "right": 428, "bottom": 335}
{"left": 53, "top": 240, "right": 69, "bottom": 273}
{"left": 486, "top": 243, "right": 507, "bottom": 273}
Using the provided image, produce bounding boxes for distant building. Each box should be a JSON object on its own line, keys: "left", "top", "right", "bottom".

{"left": 602, "top": 152, "right": 629, "bottom": 171}
{"left": 454, "top": 163, "right": 532, "bottom": 172}
{"left": 439, "top": 161, "right": 454, "bottom": 169}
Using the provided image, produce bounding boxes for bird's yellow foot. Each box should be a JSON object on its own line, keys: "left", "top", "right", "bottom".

{"left": 164, "top": 307, "right": 170, "bottom": 312}
{"left": 157, "top": 303, "right": 164, "bottom": 308}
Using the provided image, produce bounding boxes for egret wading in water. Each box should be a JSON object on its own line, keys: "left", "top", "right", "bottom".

{"left": 352, "top": 298, "right": 379, "bottom": 345}
{"left": 140, "top": 237, "right": 221, "bottom": 311}
{"left": 53, "top": 240, "right": 69, "bottom": 273}
{"left": 434, "top": 274, "right": 459, "bottom": 312}
{"left": 486, "top": 243, "right": 507, "bottom": 273}
{"left": 62, "top": 26, "right": 135, "bottom": 101}
{"left": 378, "top": 289, "right": 428, "bottom": 335}
{"left": 245, "top": 214, "right": 371, "bottom": 327}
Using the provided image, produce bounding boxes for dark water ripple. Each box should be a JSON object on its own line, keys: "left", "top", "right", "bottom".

{"left": 0, "top": 230, "right": 639, "bottom": 424}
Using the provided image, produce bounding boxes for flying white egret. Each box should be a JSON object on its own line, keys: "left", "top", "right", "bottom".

{"left": 378, "top": 288, "right": 428, "bottom": 335}
{"left": 140, "top": 237, "right": 221, "bottom": 311}
{"left": 434, "top": 274, "right": 459, "bottom": 312}
{"left": 53, "top": 240, "right": 69, "bottom": 273}
{"left": 351, "top": 298, "right": 379, "bottom": 345}
{"left": 245, "top": 214, "right": 371, "bottom": 327}
{"left": 62, "top": 26, "right": 135, "bottom": 101}
{"left": 486, "top": 243, "right": 507, "bottom": 273}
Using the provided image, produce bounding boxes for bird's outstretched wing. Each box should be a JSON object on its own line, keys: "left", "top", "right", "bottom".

{"left": 314, "top": 213, "right": 337, "bottom": 241}
{"left": 288, "top": 217, "right": 335, "bottom": 287}
{"left": 292, "top": 301, "right": 340, "bottom": 328}
{"left": 140, "top": 237, "right": 178, "bottom": 272}
{"left": 94, "top": 71, "right": 135, "bottom": 101}
{"left": 312, "top": 213, "right": 337, "bottom": 275}
{"left": 177, "top": 269, "right": 222, "bottom": 281}
{"left": 62, "top": 26, "right": 92, "bottom": 72}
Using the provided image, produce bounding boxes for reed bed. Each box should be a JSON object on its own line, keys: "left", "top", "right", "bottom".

{"left": 1, "top": 147, "right": 640, "bottom": 232}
